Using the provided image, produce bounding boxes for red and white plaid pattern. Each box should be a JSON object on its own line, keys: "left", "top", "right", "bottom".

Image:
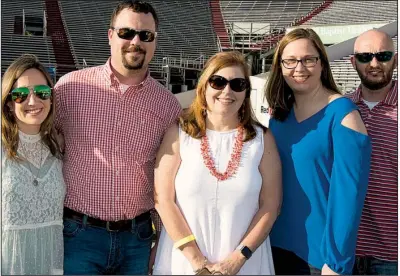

{"left": 346, "top": 81, "right": 398, "bottom": 261}
{"left": 54, "top": 59, "right": 181, "bottom": 231}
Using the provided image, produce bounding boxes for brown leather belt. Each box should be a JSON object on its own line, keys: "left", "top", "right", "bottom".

{"left": 63, "top": 207, "right": 150, "bottom": 232}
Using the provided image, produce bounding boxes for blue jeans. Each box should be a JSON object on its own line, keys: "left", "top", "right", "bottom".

{"left": 353, "top": 256, "right": 398, "bottom": 275}
{"left": 63, "top": 216, "right": 153, "bottom": 275}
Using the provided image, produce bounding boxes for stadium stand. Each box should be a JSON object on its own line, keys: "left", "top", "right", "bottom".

{"left": 1, "top": 0, "right": 397, "bottom": 95}
{"left": 216, "top": 1, "right": 330, "bottom": 51}
{"left": 301, "top": 1, "right": 398, "bottom": 26}
{"left": 219, "top": 1, "right": 323, "bottom": 30}
{"left": 1, "top": 0, "right": 57, "bottom": 75}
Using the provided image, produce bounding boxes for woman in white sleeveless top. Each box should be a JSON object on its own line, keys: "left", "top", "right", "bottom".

{"left": 1, "top": 54, "right": 65, "bottom": 275}
{"left": 153, "top": 51, "right": 282, "bottom": 275}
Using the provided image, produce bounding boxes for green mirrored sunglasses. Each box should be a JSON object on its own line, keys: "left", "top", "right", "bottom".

{"left": 10, "top": 85, "right": 52, "bottom": 103}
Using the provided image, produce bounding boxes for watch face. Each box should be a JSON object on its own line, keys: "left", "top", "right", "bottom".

{"left": 241, "top": 246, "right": 253, "bottom": 259}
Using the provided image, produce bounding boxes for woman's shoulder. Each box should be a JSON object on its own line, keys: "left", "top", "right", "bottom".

{"left": 326, "top": 95, "right": 358, "bottom": 121}
{"left": 327, "top": 95, "right": 368, "bottom": 135}
{"left": 327, "top": 95, "right": 357, "bottom": 112}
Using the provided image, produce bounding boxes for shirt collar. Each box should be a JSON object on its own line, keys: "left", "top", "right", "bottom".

{"left": 353, "top": 80, "right": 398, "bottom": 106}
{"left": 103, "top": 58, "right": 151, "bottom": 88}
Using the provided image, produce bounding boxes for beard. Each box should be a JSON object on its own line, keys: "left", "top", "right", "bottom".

{"left": 121, "top": 45, "right": 146, "bottom": 70}
{"left": 356, "top": 63, "right": 395, "bottom": 90}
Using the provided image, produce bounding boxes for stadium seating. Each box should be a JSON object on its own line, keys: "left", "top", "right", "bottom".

{"left": 220, "top": 1, "right": 323, "bottom": 31}
{"left": 1, "top": 0, "right": 57, "bottom": 74}
{"left": 301, "top": 1, "right": 397, "bottom": 25}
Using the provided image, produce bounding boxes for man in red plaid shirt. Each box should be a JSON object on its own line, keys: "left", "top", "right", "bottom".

{"left": 54, "top": 1, "right": 181, "bottom": 274}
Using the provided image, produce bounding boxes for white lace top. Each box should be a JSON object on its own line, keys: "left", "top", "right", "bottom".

{"left": 2, "top": 131, "right": 65, "bottom": 275}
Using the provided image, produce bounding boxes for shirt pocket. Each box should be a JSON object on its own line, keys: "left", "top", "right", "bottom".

{"left": 126, "top": 110, "right": 166, "bottom": 164}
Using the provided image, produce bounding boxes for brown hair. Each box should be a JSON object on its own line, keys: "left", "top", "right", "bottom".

{"left": 180, "top": 51, "right": 265, "bottom": 142}
{"left": 1, "top": 54, "right": 61, "bottom": 160}
{"left": 265, "top": 28, "right": 341, "bottom": 121}
{"left": 110, "top": 0, "right": 159, "bottom": 29}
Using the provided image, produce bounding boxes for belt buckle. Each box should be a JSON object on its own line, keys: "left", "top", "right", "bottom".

{"left": 106, "top": 221, "right": 119, "bottom": 232}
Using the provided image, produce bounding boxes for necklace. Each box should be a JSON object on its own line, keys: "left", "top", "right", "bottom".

{"left": 200, "top": 126, "right": 244, "bottom": 181}
{"left": 26, "top": 142, "right": 44, "bottom": 186}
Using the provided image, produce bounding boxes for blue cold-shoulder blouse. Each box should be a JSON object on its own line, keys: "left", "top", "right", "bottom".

{"left": 269, "top": 97, "right": 371, "bottom": 274}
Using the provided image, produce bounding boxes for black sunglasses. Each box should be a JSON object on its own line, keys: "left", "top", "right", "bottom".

{"left": 354, "top": 51, "right": 394, "bottom": 63}
{"left": 10, "top": 85, "right": 52, "bottom": 103}
{"left": 111, "top": 27, "right": 157, "bottom": 42}
{"left": 208, "top": 75, "right": 249, "bottom": 93}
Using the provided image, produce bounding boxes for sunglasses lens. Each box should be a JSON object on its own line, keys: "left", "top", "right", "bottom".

{"left": 34, "top": 85, "right": 52, "bottom": 100}
{"left": 209, "top": 76, "right": 228, "bottom": 90}
{"left": 117, "top": 28, "right": 135, "bottom": 40}
{"left": 230, "top": 78, "right": 248, "bottom": 92}
{"left": 376, "top": 51, "right": 393, "bottom": 62}
{"left": 139, "top": 31, "right": 155, "bottom": 42}
{"left": 11, "top": 87, "right": 29, "bottom": 103}
{"left": 355, "top": 53, "right": 373, "bottom": 63}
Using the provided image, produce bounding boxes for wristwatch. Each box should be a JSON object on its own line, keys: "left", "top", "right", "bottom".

{"left": 236, "top": 244, "right": 253, "bottom": 260}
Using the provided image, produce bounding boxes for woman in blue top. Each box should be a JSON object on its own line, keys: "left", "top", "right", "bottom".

{"left": 264, "top": 28, "right": 372, "bottom": 275}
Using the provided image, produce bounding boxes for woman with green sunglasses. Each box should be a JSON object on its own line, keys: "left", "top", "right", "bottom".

{"left": 1, "top": 54, "right": 65, "bottom": 275}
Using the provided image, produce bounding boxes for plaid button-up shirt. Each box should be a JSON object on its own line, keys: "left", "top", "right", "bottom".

{"left": 54, "top": 59, "right": 181, "bottom": 231}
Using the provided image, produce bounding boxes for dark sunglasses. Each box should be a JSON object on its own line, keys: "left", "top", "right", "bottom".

{"left": 111, "top": 27, "right": 157, "bottom": 42}
{"left": 10, "top": 85, "right": 52, "bottom": 103}
{"left": 208, "top": 75, "right": 249, "bottom": 93}
{"left": 354, "top": 51, "right": 394, "bottom": 63}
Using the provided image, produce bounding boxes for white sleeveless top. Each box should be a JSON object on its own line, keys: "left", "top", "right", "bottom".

{"left": 153, "top": 126, "right": 275, "bottom": 275}
{"left": 2, "top": 131, "right": 65, "bottom": 275}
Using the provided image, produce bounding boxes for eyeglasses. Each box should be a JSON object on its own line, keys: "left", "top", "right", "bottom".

{"left": 10, "top": 85, "right": 52, "bottom": 103}
{"left": 281, "top": 57, "right": 319, "bottom": 69}
{"left": 208, "top": 75, "right": 249, "bottom": 93}
{"left": 111, "top": 27, "right": 157, "bottom": 42}
{"left": 354, "top": 51, "right": 394, "bottom": 64}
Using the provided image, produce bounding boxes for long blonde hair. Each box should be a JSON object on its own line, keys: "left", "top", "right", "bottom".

{"left": 1, "top": 54, "right": 61, "bottom": 160}
{"left": 264, "top": 28, "right": 341, "bottom": 121}
{"left": 180, "top": 51, "right": 265, "bottom": 141}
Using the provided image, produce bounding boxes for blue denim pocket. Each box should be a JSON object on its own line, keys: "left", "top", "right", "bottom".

{"left": 132, "top": 218, "right": 154, "bottom": 241}
{"left": 63, "top": 219, "right": 84, "bottom": 237}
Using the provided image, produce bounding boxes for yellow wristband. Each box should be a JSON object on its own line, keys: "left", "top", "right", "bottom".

{"left": 174, "top": 234, "right": 196, "bottom": 249}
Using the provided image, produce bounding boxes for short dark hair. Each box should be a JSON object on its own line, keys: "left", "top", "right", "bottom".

{"left": 110, "top": 0, "right": 159, "bottom": 30}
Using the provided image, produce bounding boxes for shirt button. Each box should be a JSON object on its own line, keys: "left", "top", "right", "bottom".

{"left": 365, "top": 123, "right": 369, "bottom": 128}
{"left": 368, "top": 114, "right": 372, "bottom": 118}
{"left": 115, "top": 146, "right": 119, "bottom": 151}
{"left": 115, "top": 169, "right": 119, "bottom": 175}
